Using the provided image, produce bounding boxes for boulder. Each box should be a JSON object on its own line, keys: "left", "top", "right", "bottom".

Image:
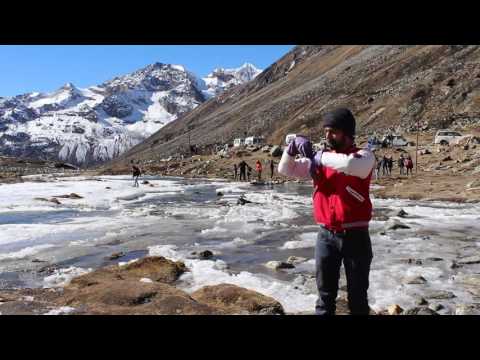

{"left": 265, "top": 261, "right": 295, "bottom": 270}
{"left": 423, "top": 290, "right": 456, "bottom": 300}
{"left": 415, "top": 297, "right": 428, "bottom": 306}
{"left": 198, "top": 250, "right": 213, "bottom": 260}
{"left": 455, "top": 304, "right": 480, "bottom": 315}
{"left": 402, "top": 276, "right": 427, "bottom": 285}
{"left": 108, "top": 252, "right": 125, "bottom": 260}
{"left": 430, "top": 303, "right": 444, "bottom": 312}
{"left": 142, "top": 180, "right": 149, "bottom": 185}
{"left": 386, "top": 219, "right": 411, "bottom": 230}
{"left": 59, "top": 280, "right": 224, "bottom": 315}
{"left": 68, "top": 256, "right": 186, "bottom": 289}
{"left": 403, "top": 307, "right": 438, "bottom": 315}
{"left": 286, "top": 256, "right": 308, "bottom": 265}
{"left": 396, "top": 209, "right": 408, "bottom": 218}
{"left": 191, "top": 284, "right": 285, "bottom": 315}
{"left": 55, "top": 193, "right": 83, "bottom": 199}
{"left": 270, "top": 146, "right": 283, "bottom": 157}
{"left": 387, "top": 304, "right": 403, "bottom": 315}
{"left": 457, "top": 255, "right": 480, "bottom": 265}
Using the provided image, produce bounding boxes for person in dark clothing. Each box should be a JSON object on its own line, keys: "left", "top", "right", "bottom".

{"left": 238, "top": 160, "right": 251, "bottom": 181}
{"left": 387, "top": 156, "right": 393, "bottom": 175}
{"left": 131, "top": 162, "right": 141, "bottom": 187}
{"left": 233, "top": 163, "right": 238, "bottom": 180}
{"left": 270, "top": 159, "right": 276, "bottom": 179}
{"left": 382, "top": 155, "right": 388, "bottom": 176}
{"left": 398, "top": 154, "right": 405, "bottom": 175}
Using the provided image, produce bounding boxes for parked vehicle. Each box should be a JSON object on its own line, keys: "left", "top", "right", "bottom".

{"left": 390, "top": 135, "right": 409, "bottom": 146}
{"left": 233, "top": 138, "right": 245, "bottom": 147}
{"left": 244, "top": 136, "right": 265, "bottom": 146}
{"left": 434, "top": 130, "right": 464, "bottom": 145}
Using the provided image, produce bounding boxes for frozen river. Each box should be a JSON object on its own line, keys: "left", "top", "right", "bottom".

{"left": 0, "top": 175, "right": 479, "bottom": 314}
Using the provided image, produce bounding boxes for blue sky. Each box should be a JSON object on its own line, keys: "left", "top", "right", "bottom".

{"left": 0, "top": 45, "right": 294, "bottom": 97}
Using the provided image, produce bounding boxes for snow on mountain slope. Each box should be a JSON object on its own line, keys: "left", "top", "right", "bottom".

{"left": 202, "top": 63, "right": 262, "bottom": 98}
{"left": 0, "top": 62, "right": 262, "bottom": 166}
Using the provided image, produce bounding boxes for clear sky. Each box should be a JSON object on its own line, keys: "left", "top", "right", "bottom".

{"left": 0, "top": 45, "right": 294, "bottom": 97}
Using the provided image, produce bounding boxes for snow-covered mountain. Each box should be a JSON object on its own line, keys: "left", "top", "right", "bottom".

{"left": 0, "top": 62, "right": 262, "bottom": 166}
{"left": 0, "top": 63, "right": 204, "bottom": 166}
{"left": 202, "top": 63, "right": 262, "bottom": 98}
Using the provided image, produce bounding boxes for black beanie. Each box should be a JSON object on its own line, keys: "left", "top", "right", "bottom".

{"left": 322, "top": 108, "right": 356, "bottom": 137}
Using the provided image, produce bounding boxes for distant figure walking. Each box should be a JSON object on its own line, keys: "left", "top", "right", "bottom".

{"left": 405, "top": 155, "right": 414, "bottom": 176}
{"left": 255, "top": 160, "right": 263, "bottom": 181}
{"left": 238, "top": 160, "right": 251, "bottom": 182}
{"left": 233, "top": 163, "right": 238, "bottom": 180}
{"left": 387, "top": 156, "right": 393, "bottom": 175}
{"left": 398, "top": 154, "right": 405, "bottom": 175}
{"left": 269, "top": 159, "right": 276, "bottom": 179}
{"left": 131, "top": 162, "right": 141, "bottom": 187}
{"left": 382, "top": 155, "right": 388, "bottom": 176}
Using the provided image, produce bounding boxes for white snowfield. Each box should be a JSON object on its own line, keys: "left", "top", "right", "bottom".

{"left": 0, "top": 63, "right": 262, "bottom": 165}
{"left": 0, "top": 175, "right": 479, "bottom": 314}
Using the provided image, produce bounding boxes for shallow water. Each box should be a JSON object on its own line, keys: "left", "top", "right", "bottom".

{"left": 0, "top": 175, "right": 479, "bottom": 314}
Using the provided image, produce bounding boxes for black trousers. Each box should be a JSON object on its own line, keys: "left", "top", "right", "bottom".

{"left": 315, "top": 226, "right": 373, "bottom": 315}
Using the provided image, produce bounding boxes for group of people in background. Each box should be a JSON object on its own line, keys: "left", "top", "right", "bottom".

{"left": 234, "top": 159, "right": 276, "bottom": 182}
{"left": 374, "top": 153, "right": 414, "bottom": 179}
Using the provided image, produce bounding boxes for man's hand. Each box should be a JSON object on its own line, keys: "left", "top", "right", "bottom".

{"left": 309, "top": 150, "right": 324, "bottom": 179}
{"left": 286, "top": 135, "right": 314, "bottom": 159}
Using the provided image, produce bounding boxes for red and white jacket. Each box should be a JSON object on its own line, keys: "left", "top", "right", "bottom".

{"left": 278, "top": 145, "right": 375, "bottom": 231}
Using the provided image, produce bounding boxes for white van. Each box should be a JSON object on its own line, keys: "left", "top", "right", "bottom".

{"left": 434, "top": 130, "right": 463, "bottom": 145}
{"left": 244, "top": 136, "right": 265, "bottom": 146}
{"left": 233, "top": 138, "right": 244, "bottom": 147}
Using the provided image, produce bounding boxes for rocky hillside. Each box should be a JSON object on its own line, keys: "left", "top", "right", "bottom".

{"left": 110, "top": 45, "right": 480, "bottom": 166}
{"left": 0, "top": 62, "right": 262, "bottom": 167}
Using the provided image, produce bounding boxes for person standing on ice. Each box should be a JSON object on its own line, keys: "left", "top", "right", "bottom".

{"left": 278, "top": 108, "right": 375, "bottom": 315}
{"left": 131, "top": 161, "right": 141, "bottom": 187}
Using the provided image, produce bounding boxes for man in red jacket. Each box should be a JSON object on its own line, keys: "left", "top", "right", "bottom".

{"left": 278, "top": 108, "right": 375, "bottom": 315}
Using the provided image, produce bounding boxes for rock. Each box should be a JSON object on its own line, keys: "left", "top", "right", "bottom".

{"left": 430, "top": 303, "right": 444, "bottom": 312}
{"left": 265, "top": 261, "right": 295, "bottom": 270}
{"left": 31, "top": 259, "right": 47, "bottom": 263}
{"left": 237, "top": 196, "right": 252, "bottom": 205}
{"left": 59, "top": 280, "right": 223, "bottom": 315}
{"left": 69, "top": 256, "right": 186, "bottom": 289}
{"left": 216, "top": 191, "right": 224, "bottom": 197}
{"left": 105, "top": 187, "right": 111, "bottom": 189}
{"left": 425, "top": 257, "right": 443, "bottom": 262}
{"left": 191, "top": 284, "right": 285, "bottom": 315}
{"left": 442, "top": 156, "right": 452, "bottom": 161}
{"left": 387, "top": 220, "right": 411, "bottom": 230}
{"left": 108, "top": 252, "right": 125, "bottom": 260}
{"left": 466, "top": 179, "right": 480, "bottom": 189}
{"left": 450, "top": 261, "right": 460, "bottom": 269}
{"left": 457, "top": 255, "right": 480, "bottom": 265}
{"left": 415, "top": 297, "right": 428, "bottom": 306}
{"left": 403, "top": 276, "right": 427, "bottom": 285}
{"left": 286, "top": 256, "right": 308, "bottom": 265}
{"left": 56, "top": 193, "right": 83, "bottom": 199}
{"left": 455, "top": 304, "right": 480, "bottom": 315}
{"left": 403, "top": 307, "right": 438, "bottom": 315}
{"left": 424, "top": 290, "right": 456, "bottom": 300}
{"left": 142, "top": 180, "right": 149, "bottom": 185}
{"left": 270, "top": 145, "right": 283, "bottom": 157}
{"left": 396, "top": 209, "right": 408, "bottom": 218}
{"left": 34, "top": 197, "right": 61, "bottom": 205}
{"left": 198, "top": 250, "right": 213, "bottom": 260}
{"left": 387, "top": 304, "right": 403, "bottom": 315}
